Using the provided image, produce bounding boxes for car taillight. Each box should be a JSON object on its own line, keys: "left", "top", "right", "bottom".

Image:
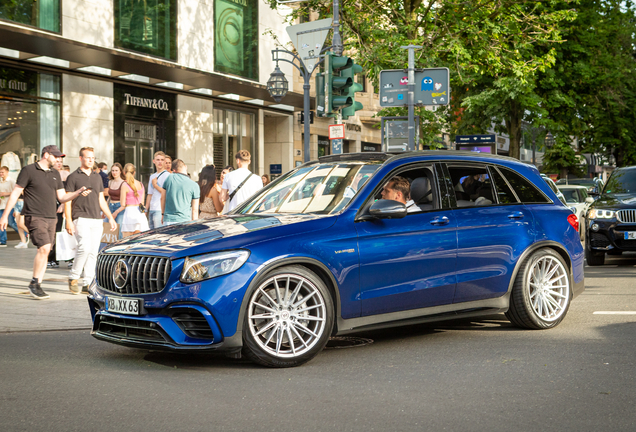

{"left": 567, "top": 213, "right": 579, "bottom": 232}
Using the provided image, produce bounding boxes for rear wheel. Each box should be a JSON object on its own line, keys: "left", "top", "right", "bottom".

{"left": 242, "top": 266, "right": 334, "bottom": 368}
{"left": 506, "top": 249, "right": 571, "bottom": 330}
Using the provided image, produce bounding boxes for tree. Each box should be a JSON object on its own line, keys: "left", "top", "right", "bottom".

{"left": 536, "top": 0, "right": 636, "bottom": 167}
{"left": 266, "top": 0, "right": 575, "bottom": 157}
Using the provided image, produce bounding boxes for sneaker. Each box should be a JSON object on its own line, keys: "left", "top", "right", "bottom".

{"left": 47, "top": 261, "right": 59, "bottom": 268}
{"left": 29, "top": 281, "right": 50, "bottom": 300}
{"left": 81, "top": 284, "right": 89, "bottom": 294}
{"left": 14, "top": 242, "right": 28, "bottom": 249}
{"left": 0, "top": 243, "right": 6, "bottom": 247}
{"left": 68, "top": 279, "right": 81, "bottom": 295}
{"left": 67, "top": 260, "right": 74, "bottom": 268}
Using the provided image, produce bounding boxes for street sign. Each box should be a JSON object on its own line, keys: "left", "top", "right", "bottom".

{"left": 300, "top": 110, "right": 314, "bottom": 124}
{"left": 381, "top": 116, "right": 420, "bottom": 152}
{"left": 286, "top": 18, "right": 332, "bottom": 73}
{"left": 270, "top": 164, "right": 282, "bottom": 174}
{"left": 455, "top": 134, "right": 496, "bottom": 144}
{"left": 331, "top": 139, "right": 343, "bottom": 155}
{"left": 328, "top": 124, "right": 345, "bottom": 140}
{"left": 379, "top": 68, "right": 450, "bottom": 107}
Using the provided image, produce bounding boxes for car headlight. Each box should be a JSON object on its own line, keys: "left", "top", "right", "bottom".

{"left": 180, "top": 250, "right": 250, "bottom": 284}
{"left": 588, "top": 209, "right": 615, "bottom": 219}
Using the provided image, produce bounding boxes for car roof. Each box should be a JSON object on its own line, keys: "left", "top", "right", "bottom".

{"left": 314, "top": 151, "right": 529, "bottom": 166}
{"left": 557, "top": 185, "right": 589, "bottom": 190}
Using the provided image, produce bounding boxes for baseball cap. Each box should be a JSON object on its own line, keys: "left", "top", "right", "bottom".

{"left": 41, "top": 145, "right": 65, "bottom": 158}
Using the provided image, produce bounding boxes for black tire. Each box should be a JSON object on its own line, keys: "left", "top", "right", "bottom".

{"left": 506, "top": 249, "right": 571, "bottom": 330}
{"left": 242, "top": 265, "right": 334, "bottom": 368}
{"left": 585, "top": 236, "right": 605, "bottom": 266}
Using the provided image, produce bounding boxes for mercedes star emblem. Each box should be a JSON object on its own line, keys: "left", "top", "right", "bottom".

{"left": 113, "top": 258, "right": 130, "bottom": 290}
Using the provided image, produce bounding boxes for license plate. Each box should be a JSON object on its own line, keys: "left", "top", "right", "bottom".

{"left": 624, "top": 232, "right": 636, "bottom": 240}
{"left": 105, "top": 296, "right": 142, "bottom": 315}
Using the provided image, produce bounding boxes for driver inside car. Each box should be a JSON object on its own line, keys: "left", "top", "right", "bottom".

{"left": 380, "top": 176, "right": 419, "bottom": 212}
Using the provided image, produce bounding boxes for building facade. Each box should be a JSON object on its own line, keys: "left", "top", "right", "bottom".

{"left": 0, "top": 0, "right": 327, "bottom": 181}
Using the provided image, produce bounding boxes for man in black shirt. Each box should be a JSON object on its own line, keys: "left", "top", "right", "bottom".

{"left": 0, "top": 145, "right": 89, "bottom": 299}
{"left": 65, "top": 147, "right": 116, "bottom": 294}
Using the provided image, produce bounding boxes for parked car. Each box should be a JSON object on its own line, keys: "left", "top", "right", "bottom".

{"left": 556, "top": 177, "right": 604, "bottom": 195}
{"left": 541, "top": 174, "right": 568, "bottom": 206}
{"left": 585, "top": 166, "right": 636, "bottom": 265}
{"left": 88, "top": 152, "right": 585, "bottom": 367}
{"left": 557, "top": 185, "right": 592, "bottom": 240}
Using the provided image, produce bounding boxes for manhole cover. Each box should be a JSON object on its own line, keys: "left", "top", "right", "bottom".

{"left": 325, "top": 336, "right": 374, "bottom": 350}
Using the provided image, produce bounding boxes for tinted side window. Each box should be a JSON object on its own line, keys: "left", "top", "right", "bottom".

{"left": 490, "top": 167, "right": 518, "bottom": 204}
{"left": 447, "top": 165, "right": 495, "bottom": 207}
{"left": 499, "top": 167, "right": 550, "bottom": 203}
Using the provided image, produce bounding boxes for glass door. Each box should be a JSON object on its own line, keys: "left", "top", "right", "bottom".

{"left": 124, "top": 121, "right": 156, "bottom": 187}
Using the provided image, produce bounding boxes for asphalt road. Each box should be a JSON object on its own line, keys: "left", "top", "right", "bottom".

{"left": 1, "top": 256, "right": 636, "bottom": 432}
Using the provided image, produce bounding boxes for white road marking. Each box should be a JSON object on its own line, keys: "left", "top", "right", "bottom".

{"left": 593, "top": 311, "right": 636, "bottom": 315}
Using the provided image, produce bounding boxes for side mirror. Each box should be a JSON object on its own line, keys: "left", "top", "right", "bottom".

{"left": 367, "top": 199, "right": 408, "bottom": 219}
{"left": 585, "top": 197, "right": 595, "bottom": 204}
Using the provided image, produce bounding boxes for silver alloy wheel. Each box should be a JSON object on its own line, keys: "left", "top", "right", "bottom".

{"left": 248, "top": 273, "right": 327, "bottom": 358}
{"left": 527, "top": 255, "right": 570, "bottom": 322}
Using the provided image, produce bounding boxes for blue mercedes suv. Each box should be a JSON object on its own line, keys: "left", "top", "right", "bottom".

{"left": 88, "top": 152, "right": 585, "bottom": 367}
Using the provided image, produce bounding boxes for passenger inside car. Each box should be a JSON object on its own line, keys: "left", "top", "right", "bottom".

{"left": 448, "top": 167, "right": 495, "bottom": 207}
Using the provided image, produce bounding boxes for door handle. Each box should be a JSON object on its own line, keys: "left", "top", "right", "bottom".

{"left": 508, "top": 212, "right": 524, "bottom": 220}
{"left": 430, "top": 216, "right": 450, "bottom": 226}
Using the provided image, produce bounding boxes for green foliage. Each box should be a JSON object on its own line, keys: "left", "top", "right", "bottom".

{"left": 542, "top": 142, "right": 585, "bottom": 177}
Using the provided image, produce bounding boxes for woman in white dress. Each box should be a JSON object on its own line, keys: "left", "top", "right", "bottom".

{"left": 112, "top": 163, "right": 149, "bottom": 237}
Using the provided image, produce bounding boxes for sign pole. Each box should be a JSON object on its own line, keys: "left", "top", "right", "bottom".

{"left": 401, "top": 45, "right": 422, "bottom": 152}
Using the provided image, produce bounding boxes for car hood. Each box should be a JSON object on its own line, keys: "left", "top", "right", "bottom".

{"left": 592, "top": 194, "right": 636, "bottom": 209}
{"left": 102, "top": 214, "right": 337, "bottom": 258}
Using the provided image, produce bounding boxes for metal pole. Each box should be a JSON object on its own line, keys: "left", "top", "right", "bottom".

{"left": 332, "top": 0, "right": 343, "bottom": 56}
{"left": 303, "top": 77, "right": 311, "bottom": 162}
{"left": 401, "top": 45, "right": 422, "bottom": 152}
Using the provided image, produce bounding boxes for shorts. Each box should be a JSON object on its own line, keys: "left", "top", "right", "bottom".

{"left": 14, "top": 200, "right": 24, "bottom": 214}
{"left": 25, "top": 216, "right": 57, "bottom": 248}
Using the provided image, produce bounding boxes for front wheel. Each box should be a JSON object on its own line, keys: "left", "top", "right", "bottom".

{"left": 506, "top": 249, "right": 571, "bottom": 330}
{"left": 585, "top": 235, "right": 605, "bottom": 266}
{"left": 242, "top": 266, "right": 334, "bottom": 367}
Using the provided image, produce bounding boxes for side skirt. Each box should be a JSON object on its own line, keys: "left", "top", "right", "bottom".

{"left": 336, "top": 294, "right": 510, "bottom": 335}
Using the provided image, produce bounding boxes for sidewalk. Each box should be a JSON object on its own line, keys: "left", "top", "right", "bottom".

{"left": 0, "top": 239, "right": 92, "bottom": 332}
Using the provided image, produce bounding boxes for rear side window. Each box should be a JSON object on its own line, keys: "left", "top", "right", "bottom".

{"left": 490, "top": 167, "right": 518, "bottom": 204}
{"left": 499, "top": 167, "right": 550, "bottom": 203}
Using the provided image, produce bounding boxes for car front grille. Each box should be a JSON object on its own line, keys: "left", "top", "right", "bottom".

{"left": 96, "top": 254, "right": 172, "bottom": 295}
{"left": 617, "top": 209, "right": 636, "bottom": 224}
{"left": 171, "top": 308, "right": 215, "bottom": 340}
{"left": 97, "top": 315, "right": 169, "bottom": 344}
{"left": 590, "top": 232, "right": 611, "bottom": 248}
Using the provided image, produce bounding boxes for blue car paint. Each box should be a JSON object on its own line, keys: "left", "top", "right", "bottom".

{"left": 90, "top": 151, "right": 585, "bottom": 352}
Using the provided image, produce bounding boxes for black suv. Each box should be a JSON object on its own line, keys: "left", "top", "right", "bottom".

{"left": 585, "top": 166, "right": 636, "bottom": 265}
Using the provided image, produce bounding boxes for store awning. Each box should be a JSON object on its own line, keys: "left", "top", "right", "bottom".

{"left": 0, "top": 22, "right": 308, "bottom": 110}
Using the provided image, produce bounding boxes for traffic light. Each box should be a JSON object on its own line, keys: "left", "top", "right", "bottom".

{"left": 340, "top": 62, "right": 364, "bottom": 120}
{"left": 315, "top": 53, "right": 356, "bottom": 117}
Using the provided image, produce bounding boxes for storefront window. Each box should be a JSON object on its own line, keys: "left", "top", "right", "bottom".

{"left": 214, "top": 0, "right": 258, "bottom": 80}
{"left": 0, "top": 0, "right": 60, "bottom": 32}
{"left": 115, "top": 0, "right": 177, "bottom": 60}
{"left": 0, "top": 66, "right": 60, "bottom": 180}
{"left": 213, "top": 108, "right": 255, "bottom": 172}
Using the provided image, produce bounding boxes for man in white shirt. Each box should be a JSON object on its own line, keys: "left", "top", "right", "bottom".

{"left": 380, "top": 176, "right": 420, "bottom": 213}
{"left": 145, "top": 151, "right": 170, "bottom": 229}
{"left": 220, "top": 150, "right": 263, "bottom": 212}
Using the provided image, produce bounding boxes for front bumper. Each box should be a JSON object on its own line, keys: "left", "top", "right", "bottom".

{"left": 587, "top": 219, "right": 636, "bottom": 252}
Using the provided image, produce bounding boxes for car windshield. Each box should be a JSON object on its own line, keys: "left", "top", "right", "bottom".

{"left": 604, "top": 169, "right": 636, "bottom": 194}
{"left": 561, "top": 189, "right": 582, "bottom": 203}
{"left": 237, "top": 162, "right": 381, "bottom": 215}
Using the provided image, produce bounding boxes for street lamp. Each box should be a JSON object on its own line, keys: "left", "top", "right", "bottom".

{"left": 266, "top": 64, "right": 289, "bottom": 103}
{"left": 267, "top": 48, "right": 324, "bottom": 163}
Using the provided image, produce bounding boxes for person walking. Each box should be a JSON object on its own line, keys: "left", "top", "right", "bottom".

{"left": 47, "top": 156, "right": 70, "bottom": 267}
{"left": 220, "top": 150, "right": 263, "bottom": 213}
{"left": 261, "top": 174, "right": 270, "bottom": 187}
{"left": 198, "top": 165, "right": 223, "bottom": 218}
{"left": 161, "top": 159, "right": 199, "bottom": 225}
{"left": 219, "top": 166, "right": 233, "bottom": 214}
{"left": 97, "top": 162, "right": 109, "bottom": 191}
{"left": 65, "top": 147, "right": 117, "bottom": 294}
{"left": 105, "top": 163, "right": 125, "bottom": 239}
{"left": 0, "top": 166, "right": 19, "bottom": 247}
{"left": 0, "top": 145, "right": 89, "bottom": 299}
{"left": 145, "top": 151, "right": 169, "bottom": 230}
{"left": 112, "top": 163, "right": 149, "bottom": 237}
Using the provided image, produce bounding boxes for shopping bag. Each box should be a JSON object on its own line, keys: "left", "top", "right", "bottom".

{"left": 101, "top": 222, "right": 119, "bottom": 244}
{"left": 56, "top": 230, "right": 77, "bottom": 261}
